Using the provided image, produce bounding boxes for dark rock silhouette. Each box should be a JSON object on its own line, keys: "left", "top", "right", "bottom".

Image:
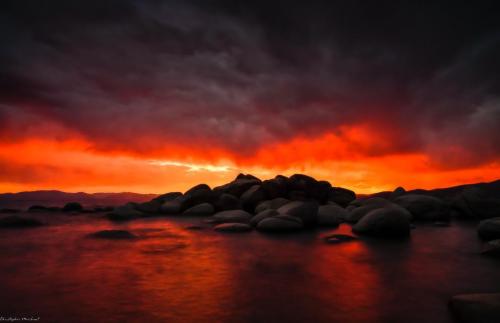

{"left": 0, "top": 215, "right": 43, "bottom": 228}
{"left": 352, "top": 206, "right": 411, "bottom": 238}
{"left": 478, "top": 218, "right": 500, "bottom": 241}
{"left": 62, "top": 202, "right": 83, "bottom": 212}
{"left": 317, "top": 204, "right": 347, "bottom": 226}
{"left": 183, "top": 203, "right": 214, "bottom": 216}
{"left": 88, "top": 230, "right": 137, "bottom": 239}
{"left": 277, "top": 200, "right": 318, "bottom": 228}
{"left": 394, "top": 194, "right": 449, "bottom": 221}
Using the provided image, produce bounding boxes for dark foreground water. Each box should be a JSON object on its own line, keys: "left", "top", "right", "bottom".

{"left": 0, "top": 213, "right": 499, "bottom": 323}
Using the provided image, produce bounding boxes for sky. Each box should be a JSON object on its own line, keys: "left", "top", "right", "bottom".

{"left": 1, "top": 0, "right": 499, "bottom": 194}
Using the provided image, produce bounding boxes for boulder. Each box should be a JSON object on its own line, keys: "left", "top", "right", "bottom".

{"left": 212, "top": 210, "right": 253, "bottom": 224}
{"left": 255, "top": 197, "right": 290, "bottom": 214}
{"left": 250, "top": 209, "right": 279, "bottom": 226}
{"left": 89, "top": 230, "right": 137, "bottom": 240}
{"left": 62, "top": 202, "right": 83, "bottom": 212}
{"left": 287, "top": 174, "right": 331, "bottom": 202}
{"left": 153, "top": 192, "right": 183, "bottom": 203}
{"left": 183, "top": 203, "right": 214, "bottom": 216}
{"left": 213, "top": 178, "right": 261, "bottom": 197}
{"left": 327, "top": 187, "right": 356, "bottom": 207}
{"left": 28, "top": 205, "right": 61, "bottom": 212}
{"left": 235, "top": 173, "right": 261, "bottom": 181}
{"left": 178, "top": 184, "right": 216, "bottom": 211}
{"left": 257, "top": 215, "right": 303, "bottom": 232}
{"left": 317, "top": 204, "right": 348, "bottom": 226}
{"left": 261, "top": 176, "right": 288, "bottom": 199}
{"left": 159, "top": 199, "right": 182, "bottom": 215}
{"left": 478, "top": 218, "right": 500, "bottom": 241}
{"left": 135, "top": 200, "right": 162, "bottom": 214}
{"left": 352, "top": 206, "right": 411, "bottom": 238}
{"left": 453, "top": 187, "right": 500, "bottom": 219}
{"left": 395, "top": 194, "right": 449, "bottom": 221}
{"left": 449, "top": 293, "right": 500, "bottom": 323}
{"left": 214, "top": 223, "right": 252, "bottom": 233}
{"left": 240, "top": 185, "right": 265, "bottom": 212}
{"left": 324, "top": 234, "right": 357, "bottom": 244}
{"left": 390, "top": 186, "right": 406, "bottom": 200}
{"left": 346, "top": 203, "right": 389, "bottom": 224}
{"left": 107, "top": 204, "right": 143, "bottom": 221}
{"left": 481, "top": 239, "right": 500, "bottom": 257}
{"left": 214, "top": 193, "right": 241, "bottom": 211}
{"left": 277, "top": 201, "right": 318, "bottom": 227}
{"left": 0, "top": 215, "right": 43, "bottom": 228}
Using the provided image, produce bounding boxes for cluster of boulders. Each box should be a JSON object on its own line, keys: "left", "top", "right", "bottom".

{"left": 105, "top": 173, "right": 494, "bottom": 238}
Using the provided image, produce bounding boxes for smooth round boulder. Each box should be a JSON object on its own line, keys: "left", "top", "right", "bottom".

{"left": 261, "top": 176, "right": 288, "bottom": 199}
{"left": 89, "top": 230, "right": 137, "bottom": 240}
{"left": 257, "top": 215, "right": 303, "bottom": 232}
{"left": 178, "top": 185, "right": 216, "bottom": 211}
{"left": 453, "top": 187, "right": 500, "bottom": 219}
{"left": 328, "top": 187, "right": 356, "bottom": 207}
{"left": 478, "top": 218, "right": 500, "bottom": 241}
{"left": 318, "top": 204, "right": 348, "bottom": 226}
{"left": 449, "top": 293, "right": 500, "bottom": 323}
{"left": 346, "top": 204, "right": 386, "bottom": 224}
{"left": 240, "top": 185, "right": 265, "bottom": 212}
{"left": 135, "top": 200, "right": 162, "bottom": 214}
{"left": 395, "top": 194, "right": 449, "bottom": 221}
{"left": 63, "top": 202, "right": 83, "bottom": 212}
{"left": 390, "top": 186, "right": 406, "bottom": 200}
{"left": 214, "top": 223, "right": 252, "bottom": 233}
{"left": 159, "top": 199, "right": 182, "bottom": 215}
{"left": 277, "top": 201, "right": 318, "bottom": 227}
{"left": 212, "top": 210, "right": 253, "bottom": 223}
{"left": 153, "top": 192, "right": 183, "bottom": 203}
{"left": 352, "top": 206, "right": 411, "bottom": 238}
{"left": 213, "top": 178, "right": 261, "bottom": 197}
{"left": 0, "top": 215, "right": 43, "bottom": 228}
{"left": 183, "top": 203, "right": 214, "bottom": 216}
{"left": 107, "top": 204, "right": 143, "bottom": 221}
{"left": 250, "top": 209, "right": 279, "bottom": 226}
{"left": 214, "top": 193, "right": 241, "bottom": 211}
{"left": 255, "top": 197, "right": 290, "bottom": 214}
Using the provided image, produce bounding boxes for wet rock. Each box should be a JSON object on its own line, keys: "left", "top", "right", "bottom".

{"left": 449, "top": 293, "right": 500, "bottom": 323}
{"left": 62, "top": 202, "right": 83, "bottom": 212}
{"left": 255, "top": 197, "right": 290, "bottom": 214}
{"left": 250, "top": 209, "right": 279, "bottom": 226}
{"left": 346, "top": 203, "right": 387, "bottom": 224}
{"left": 153, "top": 192, "right": 183, "bottom": 203}
{"left": 214, "top": 178, "right": 261, "bottom": 197}
{"left": 257, "top": 215, "right": 303, "bottom": 232}
{"left": 478, "top": 218, "right": 500, "bottom": 241}
{"left": 394, "top": 194, "right": 449, "bottom": 221}
{"left": 159, "top": 199, "right": 182, "bottom": 215}
{"left": 324, "top": 234, "right": 357, "bottom": 244}
{"left": 481, "top": 239, "right": 500, "bottom": 257}
{"left": 352, "top": 206, "right": 411, "bottom": 238}
{"left": 214, "top": 193, "right": 241, "bottom": 211}
{"left": 212, "top": 210, "right": 253, "bottom": 223}
{"left": 317, "top": 204, "right": 348, "bottom": 226}
{"left": 135, "top": 200, "right": 162, "bottom": 214}
{"left": 107, "top": 204, "right": 143, "bottom": 221}
{"left": 240, "top": 185, "right": 265, "bottom": 212}
{"left": 0, "top": 215, "right": 43, "bottom": 228}
{"left": 328, "top": 187, "right": 356, "bottom": 207}
{"left": 178, "top": 184, "right": 216, "bottom": 211}
{"left": 214, "top": 223, "right": 252, "bottom": 233}
{"left": 277, "top": 201, "right": 318, "bottom": 227}
{"left": 89, "top": 230, "right": 137, "bottom": 240}
{"left": 183, "top": 203, "right": 214, "bottom": 216}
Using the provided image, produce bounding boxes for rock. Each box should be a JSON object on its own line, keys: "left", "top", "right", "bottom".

{"left": 328, "top": 187, "right": 356, "bottom": 207}
{"left": 449, "top": 293, "right": 500, "bottom": 323}
{"left": 159, "top": 199, "right": 182, "bottom": 215}
{"left": 257, "top": 215, "right": 303, "bottom": 232}
{"left": 214, "top": 193, "right": 241, "bottom": 211}
{"left": 277, "top": 201, "right": 318, "bottom": 227}
{"left": 317, "top": 204, "right": 348, "bottom": 226}
{"left": 255, "top": 197, "right": 290, "bottom": 214}
{"left": 478, "top": 218, "right": 500, "bottom": 241}
{"left": 240, "top": 185, "right": 265, "bottom": 212}
{"left": 135, "top": 200, "right": 162, "bottom": 214}
{"left": 62, "top": 202, "right": 83, "bottom": 212}
{"left": 453, "top": 187, "right": 500, "bottom": 219}
{"left": 89, "top": 230, "right": 137, "bottom": 240}
{"left": 288, "top": 174, "right": 330, "bottom": 202}
{"left": 214, "top": 178, "right": 261, "bottom": 197}
{"left": 390, "top": 186, "right": 406, "bottom": 200}
{"left": 235, "top": 173, "right": 261, "bottom": 181}
{"left": 28, "top": 205, "right": 60, "bottom": 212}
{"left": 250, "top": 209, "right": 279, "bottom": 226}
{"left": 481, "top": 239, "right": 500, "bottom": 257}
{"left": 0, "top": 215, "right": 43, "bottom": 228}
{"left": 212, "top": 210, "right": 253, "bottom": 223}
{"left": 178, "top": 184, "right": 216, "bottom": 211}
{"left": 183, "top": 203, "right": 214, "bottom": 216}
{"left": 324, "top": 234, "right": 357, "bottom": 244}
{"left": 352, "top": 206, "right": 411, "bottom": 238}
{"left": 107, "top": 204, "right": 143, "bottom": 221}
{"left": 346, "top": 204, "right": 386, "bottom": 224}
{"left": 261, "top": 176, "right": 289, "bottom": 199}
{"left": 153, "top": 192, "right": 183, "bottom": 203}
{"left": 394, "top": 194, "right": 449, "bottom": 221}
{"left": 94, "top": 206, "right": 114, "bottom": 212}
{"left": 214, "top": 223, "right": 252, "bottom": 233}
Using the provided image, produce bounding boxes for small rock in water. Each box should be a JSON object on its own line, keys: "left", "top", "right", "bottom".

{"left": 449, "top": 293, "right": 500, "bottom": 323}
{"left": 0, "top": 215, "right": 43, "bottom": 228}
{"left": 88, "top": 230, "right": 137, "bottom": 240}
{"left": 324, "top": 234, "right": 357, "bottom": 244}
{"left": 352, "top": 206, "right": 410, "bottom": 238}
{"left": 214, "top": 223, "right": 252, "bottom": 233}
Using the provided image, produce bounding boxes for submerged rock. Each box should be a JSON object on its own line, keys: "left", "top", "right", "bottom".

{"left": 0, "top": 215, "right": 43, "bottom": 228}
{"left": 449, "top": 293, "right": 500, "bottom": 323}
{"left": 62, "top": 202, "right": 83, "bottom": 212}
{"left": 183, "top": 203, "right": 214, "bottom": 216}
{"left": 478, "top": 218, "right": 500, "bottom": 241}
{"left": 89, "top": 230, "right": 137, "bottom": 240}
{"left": 352, "top": 206, "right": 411, "bottom": 238}
{"left": 212, "top": 210, "right": 253, "bottom": 223}
{"left": 214, "top": 223, "right": 252, "bottom": 233}
{"left": 257, "top": 215, "right": 303, "bottom": 232}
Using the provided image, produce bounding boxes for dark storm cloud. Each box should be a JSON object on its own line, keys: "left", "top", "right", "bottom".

{"left": 1, "top": 0, "right": 499, "bottom": 167}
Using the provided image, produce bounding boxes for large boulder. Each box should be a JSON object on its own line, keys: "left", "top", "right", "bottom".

{"left": 159, "top": 199, "right": 182, "bottom": 215}
{"left": 183, "top": 203, "right": 214, "bottom": 216}
{"left": 257, "top": 215, "right": 303, "bottom": 232}
{"left": 178, "top": 184, "right": 216, "bottom": 211}
{"left": 214, "top": 193, "right": 241, "bottom": 211}
{"left": 89, "top": 230, "right": 137, "bottom": 240}
{"left": 214, "top": 223, "right": 252, "bottom": 233}
{"left": 62, "top": 202, "right": 83, "bottom": 212}
{"left": 277, "top": 201, "right": 319, "bottom": 227}
{"left": 152, "top": 192, "right": 183, "bottom": 203}
{"left": 240, "top": 185, "right": 265, "bottom": 212}
{"left": 317, "top": 204, "right": 348, "bottom": 226}
{"left": 0, "top": 215, "right": 43, "bottom": 228}
{"left": 250, "top": 209, "right": 279, "bottom": 226}
{"left": 288, "top": 174, "right": 331, "bottom": 202}
{"left": 213, "top": 178, "right": 261, "bottom": 197}
{"left": 328, "top": 187, "right": 356, "bottom": 207}
{"left": 135, "top": 200, "right": 162, "bottom": 214}
{"left": 107, "top": 204, "right": 143, "bottom": 221}
{"left": 453, "top": 187, "right": 500, "bottom": 219}
{"left": 394, "top": 194, "right": 449, "bottom": 221}
{"left": 346, "top": 203, "right": 389, "bottom": 224}
{"left": 478, "top": 218, "right": 500, "bottom": 241}
{"left": 449, "top": 293, "right": 500, "bottom": 323}
{"left": 254, "top": 197, "right": 290, "bottom": 214}
{"left": 261, "top": 175, "right": 289, "bottom": 199}
{"left": 212, "top": 210, "right": 253, "bottom": 224}
{"left": 352, "top": 206, "right": 411, "bottom": 238}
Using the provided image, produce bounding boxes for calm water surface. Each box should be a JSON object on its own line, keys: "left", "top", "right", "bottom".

{"left": 0, "top": 213, "right": 499, "bottom": 323}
